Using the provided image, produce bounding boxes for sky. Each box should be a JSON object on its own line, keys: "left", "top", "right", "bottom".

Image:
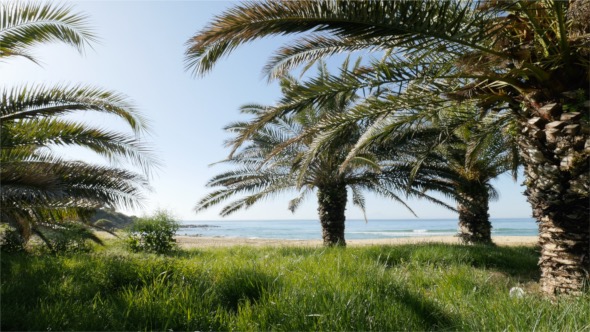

{"left": 0, "top": 1, "right": 534, "bottom": 221}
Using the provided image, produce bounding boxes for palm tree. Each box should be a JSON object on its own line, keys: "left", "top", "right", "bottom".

{"left": 315, "top": 97, "right": 520, "bottom": 245}
{"left": 392, "top": 109, "right": 520, "bottom": 245}
{"left": 186, "top": 0, "right": 589, "bottom": 295}
{"left": 0, "top": 2, "right": 155, "bottom": 250}
{"left": 196, "top": 64, "right": 449, "bottom": 246}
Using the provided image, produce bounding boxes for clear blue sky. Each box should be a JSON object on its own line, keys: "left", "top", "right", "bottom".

{"left": 0, "top": 1, "right": 533, "bottom": 221}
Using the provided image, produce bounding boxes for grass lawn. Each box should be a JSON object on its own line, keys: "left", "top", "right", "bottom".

{"left": 2, "top": 242, "right": 589, "bottom": 331}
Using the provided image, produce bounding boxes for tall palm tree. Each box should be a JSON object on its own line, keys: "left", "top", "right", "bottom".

{"left": 186, "top": 0, "right": 589, "bottom": 295}
{"left": 196, "top": 64, "right": 450, "bottom": 246}
{"left": 1, "top": 2, "right": 155, "bottom": 249}
{"left": 392, "top": 109, "right": 520, "bottom": 245}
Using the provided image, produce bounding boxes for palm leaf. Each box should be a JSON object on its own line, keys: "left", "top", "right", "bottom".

{"left": 2, "top": 117, "right": 156, "bottom": 175}
{"left": 0, "top": 1, "right": 96, "bottom": 63}
{"left": 185, "top": 0, "right": 505, "bottom": 76}
{"left": 1, "top": 84, "right": 149, "bottom": 135}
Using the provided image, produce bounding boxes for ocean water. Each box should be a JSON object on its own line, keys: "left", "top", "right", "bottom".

{"left": 178, "top": 218, "right": 537, "bottom": 240}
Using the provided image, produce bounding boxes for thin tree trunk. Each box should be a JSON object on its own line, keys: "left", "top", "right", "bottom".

{"left": 457, "top": 185, "right": 493, "bottom": 245}
{"left": 519, "top": 103, "right": 589, "bottom": 295}
{"left": 317, "top": 183, "right": 347, "bottom": 246}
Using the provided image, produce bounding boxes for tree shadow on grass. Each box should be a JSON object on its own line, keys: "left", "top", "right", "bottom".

{"left": 464, "top": 245, "right": 540, "bottom": 280}
{"left": 364, "top": 243, "right": 540, "bottom": 281}
{"left": 373, "top": 280, "right": 459, "bottom": 331}
{"left": 1, "top": 253, "right": 92, "bottom": 330}
{"left": 214, "top": 268, "right": 279, "bottom": 312}
{"left": 397, "top": 286, "right": 457, "bottom": 330}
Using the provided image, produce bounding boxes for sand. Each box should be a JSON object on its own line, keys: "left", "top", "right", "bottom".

{"left": 97, "top": 231, "right": 536, "bottom": 248}
{"left": 175, "top": 235, "right": 537, "bottom": 249}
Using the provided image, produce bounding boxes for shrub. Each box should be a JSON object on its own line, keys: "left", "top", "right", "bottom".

{"left": 0, "top": 224, "right": 26, "bottom": 253}
{"left": 125, "top": 211, "right": 179, "bottom": 254}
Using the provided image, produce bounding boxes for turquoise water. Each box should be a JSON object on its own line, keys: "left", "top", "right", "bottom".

{"left": 178, "top": 218, "right": 537, "bottom": 240}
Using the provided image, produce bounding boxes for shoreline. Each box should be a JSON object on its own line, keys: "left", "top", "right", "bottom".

{"left": 175, "top": 235, "right": 538, "bottom": 248}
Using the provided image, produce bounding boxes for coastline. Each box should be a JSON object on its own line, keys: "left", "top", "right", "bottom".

{"left": 175, "top": 235, "right": 538, "bottom": 248}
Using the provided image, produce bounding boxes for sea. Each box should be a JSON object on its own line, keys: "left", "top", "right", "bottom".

{"left": 178, "top": 218, "right": 537, "bottom": 240}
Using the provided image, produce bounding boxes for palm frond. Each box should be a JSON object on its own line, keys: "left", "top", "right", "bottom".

{"left": 1, "top": 161, "right": 148, "bottom": 210}
{"left": 1, "top": 84, "right": 149, "bottom": 135}
{"left": 2, "top": 117, "right": 157, "bottom": 176}
{"left": 263, "top": 34, "right": 382, "bottom": 80}
{"left": 0, "top": 1, "right": 97, "bottom": 63}
{"left": 349, "top": 185, "right": 367, "bottom": 223}
{"left": 287, "top": 187, "right": 312, "bottom": 213}
{"left": 185, "top": 0, "right": 505, "bottom": 76}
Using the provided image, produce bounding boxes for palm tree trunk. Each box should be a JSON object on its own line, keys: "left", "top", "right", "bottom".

{"left": 317, "top": 183, "right": 347, "bottom": 246}
{"left": 457, "top": 185, "right": 493, "bottom": 245}
{"left": 520, "top": 104, "right": 589, "bottom": 295}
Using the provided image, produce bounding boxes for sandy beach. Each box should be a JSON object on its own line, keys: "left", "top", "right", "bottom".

{"left": 175, "top": 235, "right": 537, "bottom": 249}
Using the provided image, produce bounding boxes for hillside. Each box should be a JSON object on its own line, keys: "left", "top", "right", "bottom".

{"left": 91, "top": 209, "right": 137, "bottom": 230}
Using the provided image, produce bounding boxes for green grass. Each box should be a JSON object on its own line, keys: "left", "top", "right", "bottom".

{"left": 2, "top": 243, "right": 589, "bottom": 331}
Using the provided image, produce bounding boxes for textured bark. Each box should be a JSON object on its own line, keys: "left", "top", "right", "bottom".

{"left": 457, "top": 185, "right": 493, "bottom": 245}
{"left": 317, "top": 183, "right": 347, "bottom": 246}
{"left": 519, "top": 104, "right": 590, "bottom": 295}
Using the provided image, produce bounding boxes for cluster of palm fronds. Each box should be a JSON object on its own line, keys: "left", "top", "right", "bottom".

{"left": 196, "top": 61, "right": 453, "bottom": 219}
{"left": 0, "top": 2, "right": 155, "bottom": 250}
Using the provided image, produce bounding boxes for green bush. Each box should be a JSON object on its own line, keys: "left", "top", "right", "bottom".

{"left": 125, "top": 211, "right": 179, "bottom": 254}
{"left": 0, "top": 224, "right": 26, "bottom": 253}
